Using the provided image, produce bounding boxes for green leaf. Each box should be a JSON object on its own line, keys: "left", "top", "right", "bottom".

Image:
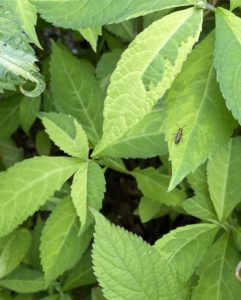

{"left": 79, "top": 27, "right": 102, "bottom": 52}
{"left": 96, "top": 103, "right": 168, "bottom": 158}
{"left": 71, "top": 161, "right": 105, "bottom": 234}
{"left": 63, "top": 249, "right": 96, "bottom": 291}
{"left": 134, "top": 167, "right": 185, "bottom": 208}
{"left": 0, "top": 267, "right": 45, "bottom": 293}
{"left": 92, "top": 211, "right": 183, "bottom": 300}
{"left": 192, "top": 233, "right": 241, "bottom": 300}
{"left": 96, "top": 48, "right": 123, "bottom": 93}
{"left": 93, "top": 8, "right": 203, "bottom": 157}
{"left": 154, "top": 223, "right": 218, "bottom": 281}
{"left": 92, "top": 287, "right": 106, "bottom": 300}
{"left": 32, "top": 0, "right": 191, "bottom": 29}
{"left": 0, "top": 96, "right": 21, "bottom": 138}
{"left": 0, "top": 9, "right": 45, "bottom": 97}
{"left": 50, "top": 43, "right": 104, "bottom": 146}
{"left": 0, "top": 138, "right": 23, "bottom": 168}
{"left": 3, "top": 0, "right": 41, "bottom": 48}
{"left": 0, "top": 228, "right": 31, "bottom": 278}
{"left": 19, "top": 96, "right": 41, "bottom": 135}
{"left": 40, "top": 196, "right": 93, "bottom": 283}
{"left": 106, "top": 19, "right": 137, "bottom": 42}
{"left": 215, "top": 8, "right": 241, "bottom": 124}
{"left": 230, "top": 0, "right": 241, "bottom": 10}
{"left": 138, "top": 196, "right": 168, "bottom": 223}
{"left": 35, "top": 130, "right": 51, "bottom": 156}
{"left": 165, "top": 32, "right": 234, "bottom": 191}
{"left": 40, "top": 112, "right": 89, "bottom": 159}
{"left": 0, "top": 156, "right": 81, "bottom": 237}
{"left": 207, "top": 137, "right": 241, "bottom": 222}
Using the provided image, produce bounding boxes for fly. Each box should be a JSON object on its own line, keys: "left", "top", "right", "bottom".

{"left": 175, "top": 124, "right": 186, "bottom": 144}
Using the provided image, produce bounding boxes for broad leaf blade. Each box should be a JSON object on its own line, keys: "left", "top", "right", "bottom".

{"left": 215, "top": 8, "right": 241, "bottom": 124}
{"left": 0, "top": 267, "right": 45, "bottom": 293}
{"left": 32, "top": 0, "right": 191, "bottom": 29}
{"left": 192, "top": 233, "right": 241, "bottom": 300}
{"left": 50, "top": 43, "right": 104, "bottom": 146}
{"left": 154, "top": 223, "right": 218, "bottom": 282}
{"left": 92, "top": 211, "right": 182, "bottom": 300}
{"left": 0, "top": 138, "right": 23, "bottom": 168}
{"left": 19, "top": 96, "right": 40, "bottom": 135}
{"left": 71, "top": 161, "right": 105, "bottom": 233}
{"left": 97, "top": 104, "right": 168, "bottom": 158}
{"left": 207, "top": 137, "right": 241, "bottom": 222}
{"left": 0, "top": 228, "right": 31, "bottom": 278}
{"left": 0, "top": 156, "right": 81, "bottom": 237}
{"left": 40, "top": 112, "right": 89, "bottom": 159}
{"left": 40, "top": 196, "right": 93, "bottom": 283}
{"left": 165, "top": 33, "right": 234, "bottom": 191}
{"left": 93, "top": 8, "right": 203, "bottom": 157}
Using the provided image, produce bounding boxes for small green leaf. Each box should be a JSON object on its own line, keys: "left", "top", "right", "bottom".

{"left": 93, "top": 8, "right": 203, "bottom": 157}
{"left": 207, "top": 137, "right": 241, "bottom": 222}
{"left": 92, "top": 287, "right": 106, "bottom": 300}
{"left": 71, "top": 161, "right": 105, "bottom": 234}
{"left": 0, "top": 156, "right": 82, "bottom": 237}
{"left": 3, "top": 0, "right": 41, "bottom": 48}
{"left": 92, "top": 211, "right": 182, "bottom": 300}
{"left": 19, "top": 96, "right": 40, "bottom": 135}
{"left": 138, "top": 196, "right": 168, "bottom": 223}
{"left": 0, "top": 9, "right": 45, "bottom": 96}
{"left": 0, "top": 267, "right": 46, "bottom": 293}
{"left": 40, "top": 196, "right": 93, "bottom": 283}
{"left": 63, "top": 249, "right": 96, "bottom": 291}
{"left": 50, "top": 43, "right": 104, "bottom": 146}
{"left": 230, "top": 0, "right": 241, "bottom": 10}
{"left": 165, "top": 33, "right": 234, "bottom": 191}
{"left": 0, "top": 96, "right": 21, "bottom": 138}
{"left": 0, "top": 228, "right": 31, "bottom": 278}
{"left": 106, "top": 19, "right": 137, "bottom": 42}
{"left": 32, "top": 0, "right": 191, "bottom": 29}
{"left": 79, "top": 27, "right": 102, "bottom": 52}
{"left": 134, "top": 167, "right": 185, "bottom": 208}
{"left": 215, "top": 8, "right": 241, "bottom": 124}
{"left": 0, "top": 139, "right": 23, "bottom": 168}
{"left": 40, "top": 112, "right": 89, "bottom": 159}
{"left": 35, "top": 130, "right": 52, "bottom": 156}
{"left": 154, "top": 223, "right": 218, "bottom": 281}
{"left": 192, "top": 233, "right": 241, "bottom": 300}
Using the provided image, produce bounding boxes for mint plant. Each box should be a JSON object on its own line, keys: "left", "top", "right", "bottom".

{"left": 0, "top": 0, "right": 241, "bottom": 299}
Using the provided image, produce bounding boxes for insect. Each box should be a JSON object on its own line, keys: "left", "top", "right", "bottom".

{"left": 175, "top": 124, "right": 186, "bottom": 144}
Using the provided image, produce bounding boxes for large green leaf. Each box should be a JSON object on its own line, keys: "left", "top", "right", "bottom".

{"left": 40, "top": 197, "right": 93, "bottom": 283}
{"left": 165, "top": 33, "right": 234, "bottom": 191}
{"left": 0, "top": 96, "right": 21, "bottom": 138}
{"left": 0, "top": 267, "right": 45, "bottom": 293}
{"left": 3, "top": 0, "right": 41, "bottom": 48}
{"left": 215, "top": 8, "right": 241, "bottom": 124}
{"left": 0, "top": 156, "right": 81, "bottom": 237}
{"left": 134, "top": 167, "right": 185, "bottom": 208}
{"left": 93, "top": 8, "right": 203, "bottom": 157}
{"left": 32, "top": 0, "right": 190, "bottom": 29}
{"left": 40, "top": 112, "right": 89, "bottom": 159}
{"left": 207, "top": 137, "right": 241, "bottom": 222}
{"left": 92, "top": 211, "right": 182, "bottom": 300}
{"left": 0, "top": 9, "right": 45, "bottom": 97}
{"left": 50, "top": 43, "right": 104, "bottom": 146}
{"left": 71, "top": 161, "right": 105, "bottom": 234}
{"left": 96, "top": 103, "right": 168, "bottom": 158}
{"left": 192, "top": 233, "right": 241, "bottom": 300}
{"left": 0, "top": 228, "right": 31, "bottom": 278}
{"left": 154, "top": 223, "right": 218, "bottom": 282}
